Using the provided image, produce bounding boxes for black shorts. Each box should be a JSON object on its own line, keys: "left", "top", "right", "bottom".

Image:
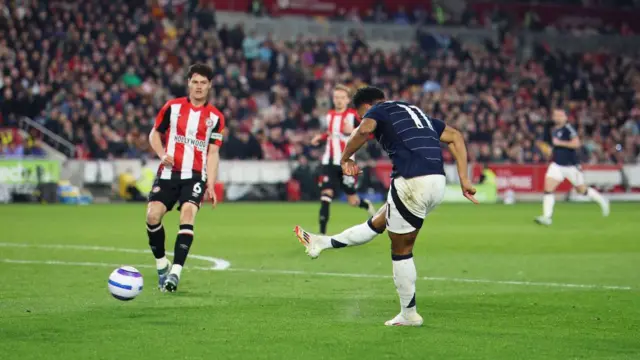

{"left": 319, "top": 164, "right": 357, "bottom": 196}
{"left": 148, "top": 178, "right": 206, "bottom": 211}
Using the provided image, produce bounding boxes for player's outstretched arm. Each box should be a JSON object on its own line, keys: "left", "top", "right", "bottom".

{"left": 440, "top": 125, "right": 478, "bottom": 204}
{"left": 206, "top": 144, "right": 221, "bottom": 208}
{"left": 340, "top": 118, "right": 377, "bottom": 176}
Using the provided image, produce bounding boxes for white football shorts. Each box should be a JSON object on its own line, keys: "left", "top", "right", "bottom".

{"left": 545, "top": 162, "right": 584, "bottom": 186}
{"left": 386, "top": 174, "right": 446, "bottom": 234}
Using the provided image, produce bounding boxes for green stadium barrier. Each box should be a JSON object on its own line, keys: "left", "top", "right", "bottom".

{"left": 0, "top": 159, "right": 61, "bottom": 185}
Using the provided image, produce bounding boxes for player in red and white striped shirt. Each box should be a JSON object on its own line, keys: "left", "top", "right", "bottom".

{"left": 311, "top": 85, "right": 376, "bottom": 234}
{"left": 145, "top": 64, "right": 225, "bottom": 293}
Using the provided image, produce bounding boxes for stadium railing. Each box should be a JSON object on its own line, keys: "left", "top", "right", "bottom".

{"left": 3, "top": 158, "right": 640, "bottom": 204}
{"left": 65, "top": 160, "right": 640, "bottom": 203}
{"left": 19, "top": 117, "right": 75, "bottom": 159}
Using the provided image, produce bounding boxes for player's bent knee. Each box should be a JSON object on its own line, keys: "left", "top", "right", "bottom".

{"left": 179, "top": 203, "right": 199, "bottom": 224}
{"left": 370, "top": 211, "right": 387, "bottom": 233}
{"left": 320, "top": 191, "right": 334, "bottom": 205}
{"left": 146, "top": 213, "right": 162, "bottom": 225}
{"left": 575, "top": 185, "right": 588, "bottom": 195}
{"left": 321, "top": 189, "right": 334, "bottom": 198}
{"left": 146, "top": 202, "right": 166, "bottom": 224}
{"left": 544, "top": 178, "right": 560, "bottom": 193}
{"left": 347, "top": 195, "right": 359, "bottom": 206}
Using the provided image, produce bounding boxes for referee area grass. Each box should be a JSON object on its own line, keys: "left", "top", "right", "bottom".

{"left": 0, "top": 202, "right": 639, "bottom": 359}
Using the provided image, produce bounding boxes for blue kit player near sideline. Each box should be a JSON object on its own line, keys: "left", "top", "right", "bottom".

{"left": 294, "top": 87, "right": 478, "bottom": 326}
{"left": 534, "top": 108, "right": 610, "bottom": 226}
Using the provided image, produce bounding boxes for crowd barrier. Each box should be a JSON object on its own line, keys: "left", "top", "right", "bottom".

{"left": 375, "top": 161, "right": 640, "bottom": 201}
{"left": 1, "top": 159, "right": 640, "bottom": 203}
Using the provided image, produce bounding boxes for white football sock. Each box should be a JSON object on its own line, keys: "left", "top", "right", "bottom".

{"left": 392, "top": 255, "right": 417, "bottom": 315}
{"left": 312, "top": 236, "right": 332, "bottom": 250}
{"left": 542, "top": 193, "right": 555, "bottom": 219}
{"left": 331, "top": 220, "right": 380, "bottom": 248}
{"left": 170, "top": 264, "right": 183, "bottom": 278}
{"left": 156, "top": 256, "right": 169, "bottom": 271}
{"left": 586, "top": 187, "right": 607, "bottom": 209}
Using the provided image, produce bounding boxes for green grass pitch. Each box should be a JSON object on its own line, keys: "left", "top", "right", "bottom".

{"left": 1, "top": 202, "right": 639, "bottom": 359}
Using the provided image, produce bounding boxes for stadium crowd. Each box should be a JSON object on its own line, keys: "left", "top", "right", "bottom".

{"left": 0, "top": 0, "right": 639, "bottom": 165}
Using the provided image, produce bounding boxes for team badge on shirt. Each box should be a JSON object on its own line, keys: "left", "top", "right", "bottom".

{"left": 206, "top": 113, "right": 218, "bottom": 128}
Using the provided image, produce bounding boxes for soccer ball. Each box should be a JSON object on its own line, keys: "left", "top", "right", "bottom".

{"left": 108, "top": 266, "right": 144, "bottom": 301}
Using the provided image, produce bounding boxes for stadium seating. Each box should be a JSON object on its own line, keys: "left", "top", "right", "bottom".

{"left": 0, "top": 0, "right": 638, "bottom": 167}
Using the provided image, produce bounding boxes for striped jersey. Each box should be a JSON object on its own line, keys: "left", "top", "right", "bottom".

{"left": 153, "top": 97, "right": 225, "bottom": 181}
{"left": 364, "top": 101, "right": 446, "bottom": 179}
{"left": 552, "top": 123, "right": 579, "bottom": 166}
{"left": 321, "top": 108, "right": 359, "bottom": 165}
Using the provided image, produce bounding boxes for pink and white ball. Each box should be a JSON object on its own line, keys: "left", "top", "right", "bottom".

{"left": 108, "top": 266, "right": 144, "bottom": 301}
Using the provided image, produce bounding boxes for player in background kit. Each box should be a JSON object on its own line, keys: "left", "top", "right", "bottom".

{"left": 535, "top": 108, "right": 609, "bottom": 226}
{"left": 311, "top": 85, "right": 376, "bottom": 234}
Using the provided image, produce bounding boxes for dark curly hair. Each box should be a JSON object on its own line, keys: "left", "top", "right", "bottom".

{"left": 352, "top": 86, "right": 386, "bottom": 108}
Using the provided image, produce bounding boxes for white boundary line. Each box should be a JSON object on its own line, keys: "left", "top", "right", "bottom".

{"left": 0, "top": 242, "right": 633, "bottom": 291}
{"left": 0, "top": 242, "right": 230, "bottom": 270}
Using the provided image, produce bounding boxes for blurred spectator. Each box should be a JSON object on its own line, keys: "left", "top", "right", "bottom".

{"left": 291, "top": 155, "right": 319, "bottom": 200}
{"left": 523, "top": 10, "right": 543, "bottom": 31}
{"left": 224, "top": 126, "right": 263, "bottom": 160}
{"left": 372, "top": 0, "right": 388, "bottom": 22}
{"left": 347, "top": 7, "right": 361, "bottom": 23}
{"left": 460, "top": 5, "right": 477, "bottom": 27}
{"left": 393, "top": 6, "right": 410, "bottom": 25}
{"left": 248, "top": 0, "right": 267, "bottom": 17}
{"left": 1, "top": 142, "right": 24, "bottom": 158}
{"left": 242, "top": 30, "right": 261, "bottom": 64}
{"left": 333, "top": 8, "right": 347, "bottom": 21}
{"left": 0, "top": 128, "right": 44, "bottom": 157}
{"left": 195, "top": 1, "right": 216, "bottom": 30}
{"left": 432, "top": 4, "right": 448, "bottom": 25}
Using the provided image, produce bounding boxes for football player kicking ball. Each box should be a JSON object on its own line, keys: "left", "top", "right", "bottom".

{"left": 534, "top": 108, "right": 609, "bottom": 226}
{"left": 146, "top": 64, "right": 225, "bottom": 292}
{"left": 294, "top": 87, "right": 477, "bottom": 326}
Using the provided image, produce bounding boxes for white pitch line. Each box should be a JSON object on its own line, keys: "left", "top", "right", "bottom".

{"left": 0, "top": 258, "right": 632, "bottom": 291}
{"left": 0, "top": 242, "right": 230, "bottom": 270}
{"left": 2, "top": 259, "right": 154, "bottom": 269}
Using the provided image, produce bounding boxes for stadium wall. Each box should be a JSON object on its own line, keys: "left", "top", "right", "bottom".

{"left": 214, "top": 10, "right": 640, "bottom": 53}
{"left": 210, "top": 0, "right": 432, "bottom": 15}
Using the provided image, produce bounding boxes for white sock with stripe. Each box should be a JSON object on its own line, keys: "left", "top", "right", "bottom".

{"left": 392, "top": 253, "right": 417, "bottom": 315}
{"left": 330, "top": 219, "right": 381, "bottom": 248}
{"left": 156, "top": 257, "right": 169, "bottom": 271}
